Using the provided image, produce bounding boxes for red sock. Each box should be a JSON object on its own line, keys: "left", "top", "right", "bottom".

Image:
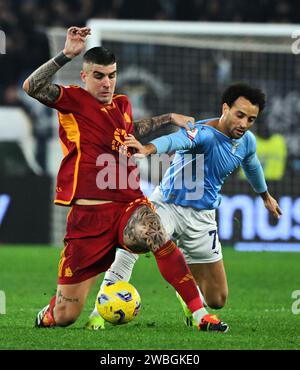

{"left": 42, "top": 295, "right": 56, "bottom": 327}
{"left": 154, "top": 240, "right": 203, "bottom": 313}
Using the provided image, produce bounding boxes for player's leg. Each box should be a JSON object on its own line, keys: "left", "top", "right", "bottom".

{"left": 179, "top": 208, "right": 228, "bottom": 309}
{"left": 86, "top": 190, "right": 175, "bottom": 330}
{"left": 36, "top": 202, "right": 120, "bottom": 328}
{"left": 85, "top": 249, "right": 139, "bottom": 330}
{"left": 35, "top": 275, "right": 99, "bottom": 327}
{"left": 175, "top": 208, "right": 228, "bottom": 327}
{"left": 99, "top": 249, "right": 139, "bottom": 289}
{"left": 148, "top": 189, "right": 228, "bottom": 331}
{"left": 176, "top": 261, "right": 227, "bottom": 327}
{"left": 189, "top": 259, "right": 228, "bottom": 309}
{"left": 120, "top": 203, "right": 229, "bottom": 332}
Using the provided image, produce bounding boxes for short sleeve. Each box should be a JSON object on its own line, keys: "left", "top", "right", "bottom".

{"left": 46, "top": 85, "right": 81, "bottom": 114}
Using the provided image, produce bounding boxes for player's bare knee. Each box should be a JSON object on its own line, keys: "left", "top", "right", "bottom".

{"left": 123, "top": 205, "right": 168, "bottom": 253}
{"left": 54, "top": 304, "right": 80, "bottom": 326}
{"left": 206, "top": 293, "right": 227, "bottom": 309}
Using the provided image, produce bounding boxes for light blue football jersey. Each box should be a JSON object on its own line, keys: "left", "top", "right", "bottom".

{"left": 150, "top": 118, "right": 267, "bottom": 210}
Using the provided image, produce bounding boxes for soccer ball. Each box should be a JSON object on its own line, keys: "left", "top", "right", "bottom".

{"left": 96, "top": 281, "right": 141, "bottom": 325}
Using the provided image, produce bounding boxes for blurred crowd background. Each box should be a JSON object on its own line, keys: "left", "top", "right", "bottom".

{"left": 0, "top": 0, "right": 299, "bottom": 245}
{"left": 1, "top": 0, "right": 299, "bottom": 107}
{"left": 1, "top": 0, "right": 299, "bottom": 170}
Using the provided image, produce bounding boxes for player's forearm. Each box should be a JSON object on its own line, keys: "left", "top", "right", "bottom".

{"left": 242, "top": 156, "right": 268, "bottom": 194}
{"left": 142, "top": 143, "right": 157, "bottom": 155}
{"left": 22, "top": 51, "right": 72, "bottom": 103}
{"left": 150, "top": 129, "right": 193, "bottom": 154}
{"left": 133, "top": 114, "right": 172, "bottom": 140}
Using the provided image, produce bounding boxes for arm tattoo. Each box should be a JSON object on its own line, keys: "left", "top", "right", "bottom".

{"left": 123, "top": 205, "right": 168, "bottom": 253}
{"left": 26, "top": 59, "right": 61, "bottom": 104}
{"left": 133, "top": 113, "right": 172, "bottom": 140}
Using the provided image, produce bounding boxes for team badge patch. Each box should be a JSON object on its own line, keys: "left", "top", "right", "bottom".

{"left": 231, "top": 141, "right": 240, "bottom": 154}
{"left": 187, "top": 128, "right": 198, "bottom": 141}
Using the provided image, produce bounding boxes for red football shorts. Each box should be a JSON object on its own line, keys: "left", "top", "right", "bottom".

{"left": 58, "top": 197, "right": 153, "bottom": 284}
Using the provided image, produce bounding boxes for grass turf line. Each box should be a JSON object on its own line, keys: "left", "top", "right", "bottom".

{"left": 0, "top": 246, "right": 299, "bottom": 350}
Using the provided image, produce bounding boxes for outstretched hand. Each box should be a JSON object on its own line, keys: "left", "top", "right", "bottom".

{"left": 263, "top": 193, "right": 282, "bottom": 219}
{"left": 63, "top": 26, "right": 91, "bottom": 59}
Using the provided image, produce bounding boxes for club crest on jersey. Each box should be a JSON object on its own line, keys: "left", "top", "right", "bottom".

{"left": 187, "top": 128, "right": 198, "bottom": 141}
{"left": 112, "top": 128, "right": 132, "bottom": 158}
{"left": 231, "top": 141, "right": 240, "bottom": 154}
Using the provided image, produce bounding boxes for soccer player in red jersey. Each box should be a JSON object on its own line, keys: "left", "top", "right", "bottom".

{"left": 23, "top": 26, "right": 228, "bottom": 332}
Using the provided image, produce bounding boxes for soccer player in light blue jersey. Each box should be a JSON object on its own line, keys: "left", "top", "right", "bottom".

{"left": 86, "top": 83, "right": 281, "bottom": 330}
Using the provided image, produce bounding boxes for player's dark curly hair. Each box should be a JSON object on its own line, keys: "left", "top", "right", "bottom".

{"left": 222, "top": 83, "right": 266, "bottom": 112}
{"left": 83, "top": 46, "right": 116, "bottom": 65}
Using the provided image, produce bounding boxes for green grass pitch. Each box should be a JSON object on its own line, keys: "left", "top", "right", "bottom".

{"left": 0, "top": 246, "right": 299, "bottom": 350}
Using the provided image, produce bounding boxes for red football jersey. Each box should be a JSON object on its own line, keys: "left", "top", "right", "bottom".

{"left": 48, "top": 85, "right": 143, "bottom": 205}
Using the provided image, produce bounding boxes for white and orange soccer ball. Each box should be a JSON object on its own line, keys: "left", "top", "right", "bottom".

{"left": 96, "top": 281, "right": 141, "bottom": 325}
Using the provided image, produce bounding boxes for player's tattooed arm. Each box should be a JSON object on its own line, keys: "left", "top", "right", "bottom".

{"left": 133, "top": 113, "right": 195, "bottom": 140}
{"left": 22, "top": 58, "right": 62, "bottom": 104}
{"left": 22, "top": 26, "right": 91, "bottom": 104}
{"left": 123, "top": 205, "right": 168, "bottom": 253}
{"left": 133, "top": 114, "right": 172, "bottom": 139}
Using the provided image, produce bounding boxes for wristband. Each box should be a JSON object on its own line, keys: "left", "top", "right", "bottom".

{"left": 52, "top": 51, "right": 72, "bottom": 67}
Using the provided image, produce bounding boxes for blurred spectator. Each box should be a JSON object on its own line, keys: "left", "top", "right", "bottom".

{"left": 239, "top": 116, "right": 288, "bottom": 181}
{"left": 1, "top": 0, "right": 300, "bottom": 104}
{"left": 18, "top": 85, "right": 53, "bottom": 172}
{"left": 215, "top": 53, "right": 232, "bottom": 88}
{"left": 118, "top": 0, "right": 168, "bottom": 20}
{"left": 1, "top": 0, "right": 299, "bottom": 173}
{"left": 176, "top": 0, "right": 201, "bottom": 21}
{"left": 2, "top": 85, "right": 22, "bottom": 107}
{"left": 0, "top": 84, "right": 43, "bottom": 176}
{"left": 1, "top": 84, "right": 52, "bottom": 172}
